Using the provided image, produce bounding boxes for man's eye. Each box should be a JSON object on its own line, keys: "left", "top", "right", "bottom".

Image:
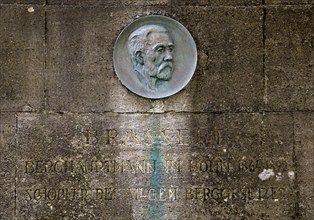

{"left": 169, "top": 46, "right": 174, "bottom": 52}
{"left": 157, "top": 47, "right": 164, "bottom": 53}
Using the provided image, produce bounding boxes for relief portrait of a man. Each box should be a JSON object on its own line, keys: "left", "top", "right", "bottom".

{"left": 127, "top": 25, "right": 174, "bottom": 91}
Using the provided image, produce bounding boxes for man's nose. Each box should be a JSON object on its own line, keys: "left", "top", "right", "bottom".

{"left": 164, "top": 50, "right": 173, "bottom": 61}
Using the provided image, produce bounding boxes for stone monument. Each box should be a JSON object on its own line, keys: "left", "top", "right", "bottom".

{"left": 0, "top": 1, "right": 313, "bottom": 219}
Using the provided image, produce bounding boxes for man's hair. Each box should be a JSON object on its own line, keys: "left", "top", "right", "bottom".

{"left": 128, "top": 25, "right": 168, "bottom": 65}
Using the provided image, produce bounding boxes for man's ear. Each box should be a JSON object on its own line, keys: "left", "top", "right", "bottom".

{"left": 135, "top": 51, "right": 144, "bottom": 65}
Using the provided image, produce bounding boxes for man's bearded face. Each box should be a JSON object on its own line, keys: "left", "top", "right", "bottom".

{"left": 143, "top": 32, "right": 174, "bottom": 81}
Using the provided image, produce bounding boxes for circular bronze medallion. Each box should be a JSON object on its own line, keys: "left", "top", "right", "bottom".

{"left": 113, "top": 15, "right": 197, "bottom": 99}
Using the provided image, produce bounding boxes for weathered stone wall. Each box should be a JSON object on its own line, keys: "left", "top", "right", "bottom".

{"left": 0, "top": 0, "right": 313, "bottom": 219}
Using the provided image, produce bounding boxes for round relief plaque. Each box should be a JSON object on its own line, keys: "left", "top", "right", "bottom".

{"left": 113, "top": 15, "right": 197, "bottom": 99}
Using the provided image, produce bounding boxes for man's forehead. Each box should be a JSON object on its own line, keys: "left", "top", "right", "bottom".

{"left": 147, "top": 32, "right": 173, "bottom": 44}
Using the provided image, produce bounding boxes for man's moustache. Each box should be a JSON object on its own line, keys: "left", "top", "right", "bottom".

{"left": 158, "top": 62, "right": 173, "bottom": 72}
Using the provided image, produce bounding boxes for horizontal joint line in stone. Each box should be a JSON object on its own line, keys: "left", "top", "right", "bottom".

{"left": 1, "top": 4, "right": 311, "bottom": 9}
{"left": 8, "top": 109, "right": 314, "bottom": 115}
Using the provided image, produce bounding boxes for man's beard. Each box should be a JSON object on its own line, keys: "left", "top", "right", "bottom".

{"left": 157, "top": 62, "right": 173, "bottom": 80}
{"left": 145, "top": 61, "right": 173, "bottom": 81}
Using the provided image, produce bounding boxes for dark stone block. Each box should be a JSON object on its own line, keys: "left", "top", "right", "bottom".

{"left": 47, "top": 7, "right": 263, "bottom": 113}
{"left": 265, "top": 0, "right": 312, "bottom": 4}
{"left": 0, "top": 6, "right": 45, "bottom": 111}
{"left": 265, "top": 7, "right": 313, "bottom": 111}
{"left": 165, "top": 7, "right": 264, "bottom": 112}
{"left": 47, "top": 0, "right": 261, "bottom": 6}
{"left": 0, "top": 0, "right": 44, "bottom": 4}
{"left": 16, "top": 112, "right": 296, "bottom": 218}
{"left": 0, "top": 113, "right": 16, "bottom": 219}
{"left": 46, "top": 7, "right": 153, "bottom": 113}
{"left": 294, "top": 112, "right": 314, "bottom": 219}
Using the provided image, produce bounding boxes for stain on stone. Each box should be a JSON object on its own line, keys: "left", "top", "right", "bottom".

{"left": 28, "top": 7, "right": 35, "bottom": 13}
{"left": 258, "top": 169, "right": 275, "bottom": 181}
{"left": 149, "top": 113, "right": 165, "bottom": 219}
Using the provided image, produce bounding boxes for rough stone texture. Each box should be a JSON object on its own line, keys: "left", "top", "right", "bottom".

{"left": 46, "top": 7, "right": 151, "bottom": 113}
{"left": 294, "top": 113, "right": 314, "bottom": 219}
{"left": 265, "top": 7, "right": 313, "bottom": 111}
{"left": 47, "top": 7, "right": 263, "bottom": 113}
{"left": 164, "top": 7, "right": 264, "bottom": 112}
{"left": 0, "top": 1, "right": 313, "bottom": 219}
{"left": 0, "top": 113, "right": 16, "bottom": 219}
{"left": 0, "top": 6, "right": 45, "bottom": 112}
{"left": 265, "top": 0, "right": 314, "bottom": 4}
{"left": 16, "top": 112, "right": 296, "bottom": 219}
{"left": 0, "top": 0, "right": 44, "bottom": 4}
{"left": 47, "top": 0, "right": 262, "bottom": 6}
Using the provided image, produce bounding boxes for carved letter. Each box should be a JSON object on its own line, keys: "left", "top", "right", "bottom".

{"left": 104, "top": 129, "right": 118, "bottom": 145}
{"left": 25, "top": 161, "right": 35, "bottom": 173}
{"left": 177, "top": 129, "right": 188, "bottom": 145}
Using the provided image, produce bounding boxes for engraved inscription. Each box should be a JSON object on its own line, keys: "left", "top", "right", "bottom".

{"left": 23, "top": 158, "right": 288, "bottom": 175}
{"left": 26, "top": 188, "right": 116, "bottom": 201}
{"left": 128, "top": 188, "right": 178, "bottom": 201}
{"left": 71, "top": 127, "right": 221, "bottom": 147}
{"left": 184, "top": 187, "right": 286, "bottom": 202}
{"left": 24, "top": 187, "right": 286, "bottom": 203}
